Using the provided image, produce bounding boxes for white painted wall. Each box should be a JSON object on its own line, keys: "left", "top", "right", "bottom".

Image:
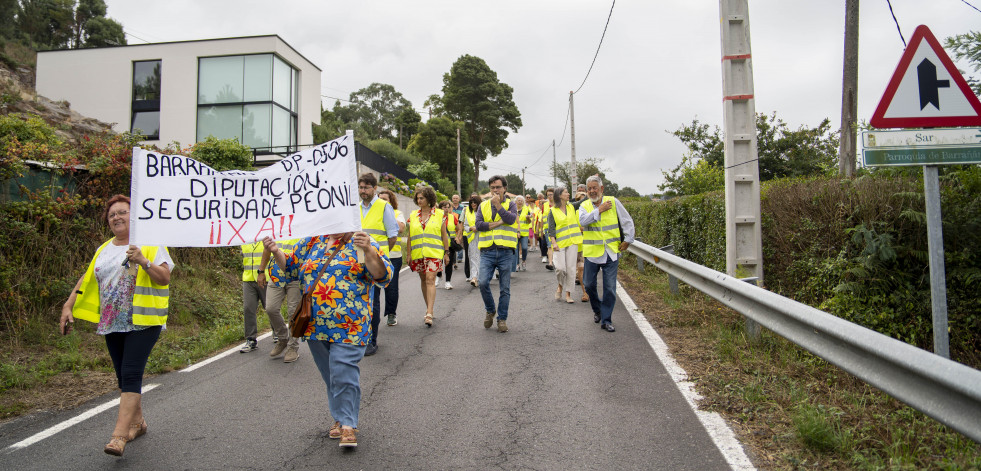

{"left": 36, "top": 36, "right": 321, "bottom": 150}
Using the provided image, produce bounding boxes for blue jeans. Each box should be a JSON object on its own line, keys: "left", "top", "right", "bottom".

{"left": 308, "top": 340, "right": 367, "bottom": 429}
{"left": 583, "top": 256, "right": 619, "bottom": 325}
{"left": 513, "top": 236, "right": 528, "bottom": 270}
{"left": 478, "top": 247, "right": 514, "bottom": 320}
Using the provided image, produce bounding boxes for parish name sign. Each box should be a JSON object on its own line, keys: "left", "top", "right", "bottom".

{"left": 862, "top": 128, "right": 981, "bottom": 166}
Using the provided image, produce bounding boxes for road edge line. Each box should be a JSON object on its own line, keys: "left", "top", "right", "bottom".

{"left": 617, "top": 282, "right": 756, "bottom": 471}
{"left": 5, "top": 383, "right": 160, "bottom": 452}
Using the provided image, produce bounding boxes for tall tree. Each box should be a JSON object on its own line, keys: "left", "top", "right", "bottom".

{"left": 550, "top": 156, "right": 606, "bottom": 191}
{"left": 82, "top": 16, "right": 124, "bottom": 47}
{"left": 946, "top": 30, "right": 981, "bottom": 96}
{"left": 440, "top": 54, "right": 521, "bottom": 186}
{"left": 671, "top": 113, "right": 838, "bottom": 182}
{"left": 0, "top": 0, "right": 20, "bottom": 40}
{"left": 407, "top": 116, "right": 474, "bottom": 194}
{"left": 395, "top": 107, "right": 421, "bottom": 149}
{"left": 333, "top": 83, "right": 413, "bottom": 142}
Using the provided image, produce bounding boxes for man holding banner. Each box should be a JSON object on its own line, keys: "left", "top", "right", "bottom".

{"left": 358, "top": 173, "right": 399, "bottom": 357}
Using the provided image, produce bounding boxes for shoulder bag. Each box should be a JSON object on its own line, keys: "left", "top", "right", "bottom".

{"left": 290, "top": 234, "right": 351, "bottom": 338}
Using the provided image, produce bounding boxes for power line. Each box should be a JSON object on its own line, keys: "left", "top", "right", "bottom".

{"left": 885, "top": 0, "right": 906, "bottom": 47}
{"left": 573, "top": 0, "right": 616, "bottom": 95}
{"left": 958, "top": 0, "right": 981, "bottom": 13}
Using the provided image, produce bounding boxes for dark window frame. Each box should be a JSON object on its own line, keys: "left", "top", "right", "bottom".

{"left": 131, "top": 59, "right": 162, "bottom": 140}
{"left": 195, "top": 53, "right": 298, "bottom": 155}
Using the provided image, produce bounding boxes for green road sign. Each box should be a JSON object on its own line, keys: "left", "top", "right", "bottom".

{"left": 863, "top": 145, "right": 981, "bottom": 167}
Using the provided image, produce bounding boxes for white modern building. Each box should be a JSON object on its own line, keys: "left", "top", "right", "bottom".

{"left": 36, "top": 35, "right": 321, "bottom": 162}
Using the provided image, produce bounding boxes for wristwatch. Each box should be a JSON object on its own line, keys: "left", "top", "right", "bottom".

{"left": 143, "top": 260, "right": 151, "bottom": 269}
{"left": 256, "top": 269, "right": 265, "bottom": 274}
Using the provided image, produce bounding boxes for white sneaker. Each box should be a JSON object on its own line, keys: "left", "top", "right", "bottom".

{"left": 445, "top": 281, "right": 453, "bottom": 290}
{"left": 541, "top": 256, "right": 547, "bottom": 263}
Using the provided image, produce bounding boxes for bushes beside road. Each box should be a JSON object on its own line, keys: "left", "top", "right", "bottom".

{"left": 623, "top": 168, "right": 981, "bottom": 367}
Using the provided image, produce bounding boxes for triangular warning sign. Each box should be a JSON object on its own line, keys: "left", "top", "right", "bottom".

{"left": 870, "top": 25, "right": 981, "bottom": 128}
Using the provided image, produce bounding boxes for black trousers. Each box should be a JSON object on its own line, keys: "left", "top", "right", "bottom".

{"left": 105, "top": 325, "right": 162, "bottom": 393}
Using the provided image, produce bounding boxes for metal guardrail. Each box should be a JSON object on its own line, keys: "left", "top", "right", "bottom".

{"left": 626, "top": 240, "right": 981, "bottom": 442}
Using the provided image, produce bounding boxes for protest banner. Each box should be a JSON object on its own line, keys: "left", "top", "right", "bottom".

{"left": 130, "top": 131, "right": 360, "bottom": 247}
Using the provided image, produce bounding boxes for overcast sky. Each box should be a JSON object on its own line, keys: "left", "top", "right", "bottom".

{"left": 105, "top": 0, "right": 980, "bottom": 195}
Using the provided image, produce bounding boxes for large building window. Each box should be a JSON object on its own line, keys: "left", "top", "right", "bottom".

{"left": 132, "top": 60, "right": 161, "bottom": 139}
{"left": 197, "top": 54, "right": 298, "bottom": 154}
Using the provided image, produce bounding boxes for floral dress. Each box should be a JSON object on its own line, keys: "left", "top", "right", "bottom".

{"left": 283, "top": 236, "right": 393, "bottom": 345}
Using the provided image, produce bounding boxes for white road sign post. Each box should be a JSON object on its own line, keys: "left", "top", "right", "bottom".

{"left": 868, "top": 25, "right": 981, "bottom": 358}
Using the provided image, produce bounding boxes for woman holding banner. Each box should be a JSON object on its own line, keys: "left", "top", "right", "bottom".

{"left": 406, "top": 186, "right": 450, "bottom": 327}
{"left": 263, "top": 229, "right": 392, "bottom": 449}
{"left": 59, "top": 194, "right": 174, "bottom": 457}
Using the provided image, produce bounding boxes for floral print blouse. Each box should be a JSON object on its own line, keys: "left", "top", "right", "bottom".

{"left": 283, "top": 235, "right": 393, "bottom": 345}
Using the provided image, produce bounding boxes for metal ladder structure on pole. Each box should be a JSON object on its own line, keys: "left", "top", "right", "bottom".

{"left": 719, "top": 0, "right": 764, "bottom": 338}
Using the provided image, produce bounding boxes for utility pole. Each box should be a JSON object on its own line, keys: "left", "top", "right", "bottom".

{"left": 838, "top": 0, "right": 859, "bottom": 177}
{"left": 456, "top": 127, "right": 461, "bottom": 195}
{"left": 720, "top": 0, "right": 764, "bottom": 339}
{"left": 521, "top": 167, "right": 526, "bottom": 196}
{"left": 552, "top": 139, "right": 557, "bottom": 188}
{"left": 569, "top": 91, "right": 578, "bottom": 188}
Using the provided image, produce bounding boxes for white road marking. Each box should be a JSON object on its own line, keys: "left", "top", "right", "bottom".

{"left": 5, "top": 384, "right": 160, "bottom": 452}
{"left": 181, "top": 331, "right": 273, "bottom": 373}
{"left": 618, "top": 282, "right": 756, "bottom": 471}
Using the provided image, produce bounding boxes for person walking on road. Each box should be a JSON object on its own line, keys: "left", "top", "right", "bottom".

{"left": 436, "top": 200, "right": 464, "bottom": 289}
{"left": 406, "top": 186, "right": 450, "bottom": 327}
{"left": 579, "top": 175, "right": 635, "bottom": 332}
{"left": 476, "top": 175, "right": 518, "bottom": 333}
{"left": 378, "top": 189, "right": 406, "bottom": 327}
{"left": 548, "top": 187, "right": 584, "bottom": 304}
{"left": 358, "top": 173, "right": 399, "bottom": 356}
{"left": 59, "top": 194, "right": 173, "bottom": 457}
{"left": 462, "top": 194, "right": 482, "bottom": 287}
{"left": 259, "top": 238, "right": 302, "bottom": 362}
{"left": 239, "top": 240, "right": 283, "bottom": 353}
{"left": 451, "top": 194, "right": 465, "bottom": 264}
{"left": 263, "top": 231, "right": 393, "bottom": 449}
{"left": 513, "top": 196, "right": 532, "bottom": 272}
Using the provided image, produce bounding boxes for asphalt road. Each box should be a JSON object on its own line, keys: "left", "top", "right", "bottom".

{"left": 0, "top": 251, "right": 737, "bottom": 470}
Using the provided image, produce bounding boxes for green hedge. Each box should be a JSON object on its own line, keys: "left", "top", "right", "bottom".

{"left": 622, "top": 169, "right": 981, "bottom": 365}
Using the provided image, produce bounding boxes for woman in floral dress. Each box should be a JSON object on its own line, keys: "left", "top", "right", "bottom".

{"left": 263, "top": 230, "right": 392, "bottom": 449}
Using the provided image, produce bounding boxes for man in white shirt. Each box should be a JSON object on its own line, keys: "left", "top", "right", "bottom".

{"left": 578, "top": 175, "right": 635, "bottom": 332}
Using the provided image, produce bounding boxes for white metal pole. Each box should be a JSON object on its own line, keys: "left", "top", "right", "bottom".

{"left": 456, "top": 127, "right": 461, "bottom": 195}
{"left": 923, "top": 165, "right": 949, "bottom": 358}
{"left": 569, "top": 91, "right": 578, "bottom": 188}
{"left": 719, "top": 0, "right": 764, "bottom": 339}
{"left": 552, "top": 139, "right": 557, "bottom": 188}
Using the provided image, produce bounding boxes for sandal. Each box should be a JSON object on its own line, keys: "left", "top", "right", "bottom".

{"left": 328, "top": 421, "right": 341, "bottom": 439}
{"left": 424, "top": 313, "right": 434, "bottom": 327}
{"left": 130, "top": 418, "right": 147, "bottom": 441}
{"left": 104, "top": 435, "right": 128, "bottom": 456}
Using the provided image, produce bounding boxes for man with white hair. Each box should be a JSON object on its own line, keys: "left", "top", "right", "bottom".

{"left": 578, "top": 175, "right": 635, "bottom": 332}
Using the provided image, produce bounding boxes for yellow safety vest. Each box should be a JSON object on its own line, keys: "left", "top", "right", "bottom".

{"left": 550, "top": 203, "right": 584, "bottom": 249}
{"left": 464, "top": 207, "right": 477, "bottom": 244}
{"left": 408, "top": 208, "right": 446, "bottom": 259}
{"left": 390, "top": 209, "right": 403, "bottom": 256}
{"left": 268, "top": 238, "right": 300, "bottom": 287}
{"left": 73, "top": 240, "right": 169, "bottom": 326}
{"left": 580, "top": 196, "right": 621, "bottom": 258}
{"left": 241, "top": 242, "right": 263, "bottom": 282}
{"left": 445, "top": 212, "right": 458, "bottom": 234}
{"left": 361, "top": 197, "right": 391, "bottom": 256}
{"left": 516, "top": 205, "right": 530, "bottom": 232}
{"left": 477, "top": 198, "right": 519, "bottom": 250}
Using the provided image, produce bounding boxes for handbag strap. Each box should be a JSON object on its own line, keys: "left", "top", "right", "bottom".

{"left": 302, "top": 233, "right": 352, "bottom": 296}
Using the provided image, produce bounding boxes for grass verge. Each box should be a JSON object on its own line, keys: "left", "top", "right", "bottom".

{"left": 0, "top": 248, "right": 269, "bottom": 422}
{"left": 618, "top": 253, "right": 980, "bottom": 470}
